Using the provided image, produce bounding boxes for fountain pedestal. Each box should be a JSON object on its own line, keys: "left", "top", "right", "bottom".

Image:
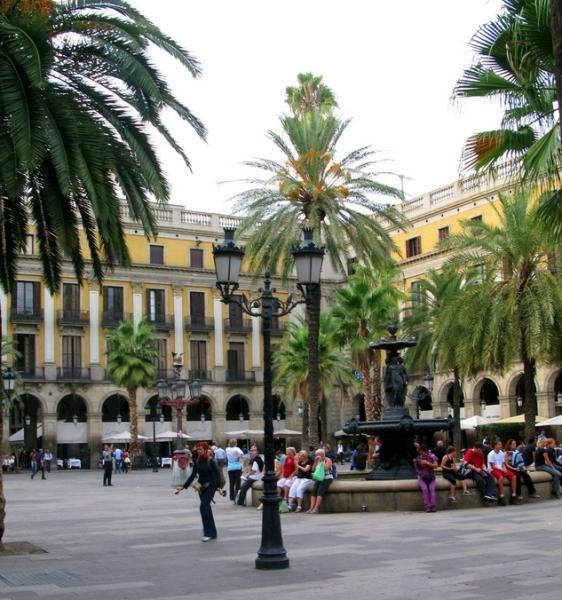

{"left": 343, "top": 324, "right": 452, "bottom": 480}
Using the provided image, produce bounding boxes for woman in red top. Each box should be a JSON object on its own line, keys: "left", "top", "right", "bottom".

{"left": 276, "top": 447, "right": 297, "bottom": 501}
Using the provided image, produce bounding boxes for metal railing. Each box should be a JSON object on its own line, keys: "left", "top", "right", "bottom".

{"left": 184, "top": 316, "right": 214, "bottom": 332}
{"left": 226, "top": 370, "right": 256, "bottom": 383}
{"left": 145, "top": 315, "right": 174, "bottom": 330}
{"left": 9, "top": 308, "right": 43, "bottom": 323}
{"left": 57, "top": 309, "right": 89, "bottom": 326}
{"left": 101, "top": 312, "right": 131, "bottom": 328}
{"left": 224, "top": 318, "right": 252, "bottom": 334}
{"left": 188, "top": 369, "right": 213, "bottom": 382}
{"left": 57, "top": 367, "right": 90, "bottom": 381}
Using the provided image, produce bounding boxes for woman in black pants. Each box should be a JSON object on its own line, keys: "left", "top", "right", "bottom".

{"left": 177, "top": 442, "right": 222, "bottom": 542}
{"left": 102, "top": 444, "right": 113, "bottom": 486}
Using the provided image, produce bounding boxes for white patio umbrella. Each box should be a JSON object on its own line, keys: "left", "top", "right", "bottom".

{"left": 460, "top": 415, "right": 496, "bottom": 430}
{"left": 536, "top": 415, "right": 562, "bottom": 427}
{"left": 155, "top": 430, "right": 192, "bottom": 441}
{"left": 102, "top": 431, "right": 149, "bottom": 443}
{"left": 273, "top": 429, "right": 302, "bottom": 437}
{"left": 9, "top": 424, "right": 43, "bottom": 443}
{"left": 223, "top": 429, "right": 264, "bottom": 437}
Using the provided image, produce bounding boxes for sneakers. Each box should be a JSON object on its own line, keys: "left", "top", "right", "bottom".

{"left": 484, "top": 495, "right": 497, "bottom": 502}
{"left": 201, "top": 536, "right": 216, "bottom": 542}
{"left": 448, "top": 496, "right": 457, "bottom": 502}
{"left": 462, "top": 490, "right": 472, "bottom": 496}
{"left": 529, "top": 493, "right": 541, "bottom": 499}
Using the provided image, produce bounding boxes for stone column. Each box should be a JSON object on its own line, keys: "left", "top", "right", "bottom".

{"left": 88, "top": 411, "right": 103, "bottom": 467}
{"left": 537, "top": 391, "right": 553, "bottom": 418}
{"left": 89, "top": 283, "right": 104, "bottom": 380}
{"left": 463, "top": 396, "right": 480, "bottom": 418}
{"left": 132, "top": 282, "right": 143, "bottom": 328}
{"left": 213, "top": 297, "right": 225, "bottom": 381}
{"left": 42, "top": 411, "right": 57, "bottom": 457}
{"left": 173, "top": 286, "right": 184, "bottom": 358}
{"left": 213, "top": 411, "right": 226, "bottom": 444}
{"left": 499, "top": 395, "right": 513, "bottom": 418}
{"left": 44, "top": 290, "right": 56, "bottom": 380}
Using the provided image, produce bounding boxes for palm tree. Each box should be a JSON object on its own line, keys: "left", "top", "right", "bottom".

{"left": 105, "top": 320, "right": 158, "bottom": 455}
{"left": 403, "top": 268, "right": 478, "bottom": 454}
{"left": 331, "top": 263, "right": 404, "bottom": 422}
{"left": 440, "top": 189, "right": 562, "bottom": 440}
{"left": 273, "top": 313, "right": 357, "bottom": 445}
{"left": 233, "top": 74, "right": 404, "bottom": 446}
{"left": 286, "top": 73, "right": 338, "bottom": 116}
{"left": 454, "top": 0, "right": 558, "bottom": 183}
{"left": 0, "top": 0, "right": 206, "bottom": 296}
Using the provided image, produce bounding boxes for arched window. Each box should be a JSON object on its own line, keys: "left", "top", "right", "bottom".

{"left": 144, "top": 395, "right": 172, "bottom": 422}
{"left": 102, "top": 394, "right": 129, "bottom": 422}
{"left": 226, "top": 394, "right": 250, "bottom": 421}
{"left": 57, "top": 394, "right": 87, "bottom": 422}
{"left": 186, "top": 395, "right": 212, "bottom": 421}
{"left": 273, "top": 395, "right": 285, "bottom": 420}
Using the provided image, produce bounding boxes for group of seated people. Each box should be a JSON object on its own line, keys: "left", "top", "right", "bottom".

{"left": 415, "top": 436, "right": 561, "bottom": 512}
{"left": 276, "top": 446, "right": 336, "bottom": 513}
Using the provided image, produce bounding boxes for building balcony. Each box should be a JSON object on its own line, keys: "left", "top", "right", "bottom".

{"left": 184, "top": 316, "right": 214, "bottom": 332}
{"left": 57, "top": 367, "right": 90, "bottom": 381}
{"left": 9, "top": 308, "right": 43, "bottom": 324}
{"left": 102, "top": 312, "right": 131, "bottom": 328}
{"left": 155, "top": 369, "right": 175, "bottom": 381}
{"left": 188, "top": 369, "right": 213, "bottom": 382}
{"left": 226, "top": 370, "right": 256, "bottom": 384}
{"left": 145, "top": 315, "right": 174, "bottom": 331}
{"left": 270, "top": 321, "right": 288, "bottom": 336}
{"left": 224, "top": 318, "right": 252, "bottom": 334}
{"left": 57, "top": 309, "right": 89, "bottom": 326}
{"left": 16, "top": 367, "right": 45, "bottom": 381}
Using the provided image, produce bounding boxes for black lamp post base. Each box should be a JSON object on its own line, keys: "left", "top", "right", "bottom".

{"left": 255, "top": 555, "right": 290, "bottom": 570}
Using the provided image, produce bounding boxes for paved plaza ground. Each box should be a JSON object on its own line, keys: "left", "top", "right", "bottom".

{"left": 0, "top": 469, "right": 561, "bottom": 599}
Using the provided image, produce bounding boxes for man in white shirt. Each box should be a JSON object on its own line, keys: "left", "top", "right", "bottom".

{"left": 487, "top": 440, "right": 517, "bottom": 504}
{"left": 236, "top": 446, "right": 264, "bottom": 506}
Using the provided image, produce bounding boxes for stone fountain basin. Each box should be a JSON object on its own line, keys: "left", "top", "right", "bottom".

{"left": 250, "top": 471, "right": 554, "bottom": 512}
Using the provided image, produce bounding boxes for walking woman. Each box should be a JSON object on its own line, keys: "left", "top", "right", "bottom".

{"left": 226, "top": 438, "right": 244, "bottom": 503}
{"left": 414, "top": 444, "right": 438, "bottom": 512}
{"left": 102, "top": 444, "right": 114, "bottom": 486}
{"left": 176, "top": 441, "right": 221, "bottom": 542}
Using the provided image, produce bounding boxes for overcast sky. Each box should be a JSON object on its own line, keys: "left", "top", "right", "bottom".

{"left": 132, "top": 0, "right": 504, "bottom": 214}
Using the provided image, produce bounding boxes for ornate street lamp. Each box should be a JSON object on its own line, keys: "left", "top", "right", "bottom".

{"left": 516, "top": 395, "right": 523, "bottom": 409}
{"left": 145, "top": 403, "right": 161, "bottom": 472}
{"left": 423, "top": 369, "right": 434, "bottom": 393}
{"left": 157, "top": 359, "right": 202, "bottom": 451}
{"left": 213, "top": 226, "right": 323, "bottom": 571}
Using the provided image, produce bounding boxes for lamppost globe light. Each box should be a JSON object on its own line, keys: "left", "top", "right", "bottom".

{"left": 557, "top": 392, "right": 562, "bottom": 405}
{"left": 24, "top": 414, "right": 31, "bottom": 426}
{"left": 516, "top": 395, "right": 523, "bottom": 408}
{"left": 159, "top": 412, "right": 164, "bottom": 423}
{"left": 200, "top": 413, "right": 205, "bottom": 423}
{"left": 189, "top": 379, "right": 202, "bottom": 400}
{"left": 423, "top": 370, "right": 434, "bottom": 393}
{"left": 480, "top": 400, "right": 487, "bottom": 414}
{"left": 157, "top": 380, "right": 168, "bottom": 400}
{"left": 3, "top": 366, "right": 15, "bottom": 392}
{"left": 212, "top": 227, "right": 245, "bottom": 296}
{"left": 72, "top": 413, "right": 78, "bottom": 425}
{"left": 117, "top": 413, "right": 122, "bottom": 424}
{"left": 239, "top": 413, "right": 244, "bottom": 422}
{"left": 291, "top": 227, "right": 325, "bottom": 292}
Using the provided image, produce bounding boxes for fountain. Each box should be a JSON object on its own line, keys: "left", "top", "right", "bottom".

{"left": 343, "top": 323, "right": 452, "bottom": 480}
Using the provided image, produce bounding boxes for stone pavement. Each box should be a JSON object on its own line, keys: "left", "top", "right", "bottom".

{"left": 1, "top": 469, "right": 561, "bottom": 599}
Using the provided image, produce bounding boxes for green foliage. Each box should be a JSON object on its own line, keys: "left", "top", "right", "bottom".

{"left": 286, "top": 72, "right": 338, "bottom": 116}
{"left": 273, "top": 313, "right": 357, "bottom": 404}
{"left": 105, "top": 320, "right": 157, "bottom": 390}
{"left": 0, "top": 0, "right": 205, "bottom": 294}
{"left": 232, "top": 73, "right": 405, "bottom": 280}
{"left": 454, "top": 0, "right": 559, "bottom": 184}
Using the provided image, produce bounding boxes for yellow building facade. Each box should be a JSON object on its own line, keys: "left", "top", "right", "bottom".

{"left": 388, "top": 168, "right": 562, "bottom": 425}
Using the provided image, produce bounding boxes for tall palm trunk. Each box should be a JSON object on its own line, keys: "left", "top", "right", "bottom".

{"left": 128, "top": 387, "right": 139, "bottom": 456}
{"left": 551, "top": 0, "right": 562, "bottom": 145}
{"left": 522, "top": 354, "right": 537, "bottom": 442}
{"left": 452, "top": 367, "right": 462, "bottom": 457}
{"left": 361, "top": 360, "right": 374, "bottom": 421}
{"left": 307, "top": 284, "right": 321, "bottom": 448}
{"left": 0, "top": 300, "right": 5, "bottom": 542}
{"left": 371, "top": 349, "right": 383, "bottom": 421}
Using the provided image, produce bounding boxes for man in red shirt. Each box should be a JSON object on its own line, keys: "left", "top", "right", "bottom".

{"left": 464, "top": 442, "right": 498, "bottom": 504}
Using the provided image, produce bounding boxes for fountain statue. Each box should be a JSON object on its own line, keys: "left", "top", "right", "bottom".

{"left": 343, "top": 323, "right": 452, "bottom": 480}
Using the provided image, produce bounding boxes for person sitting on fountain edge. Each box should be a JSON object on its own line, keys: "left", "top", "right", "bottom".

{"left": 463, "top": 442, "right": 498, "bottom": 504}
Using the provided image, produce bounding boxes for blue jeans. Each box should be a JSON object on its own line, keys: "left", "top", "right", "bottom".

{"left": 199, "top": 483, "right": 217, "bottom": 538}
{"left": 536, "top": 465, "right": 561, "bottom": 495}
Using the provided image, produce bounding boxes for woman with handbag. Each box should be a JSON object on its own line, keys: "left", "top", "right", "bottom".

{"left": 306, "top": 449, "right": 334, "bottom": 514}
{"left": 176, "top": 441, "right": 222, "bottom": 542}
{"left": 414, "top": 444, "right": 439, "bottom": 512}
{"left": 441, "top": 446, "right": 470, "bottom": 502}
